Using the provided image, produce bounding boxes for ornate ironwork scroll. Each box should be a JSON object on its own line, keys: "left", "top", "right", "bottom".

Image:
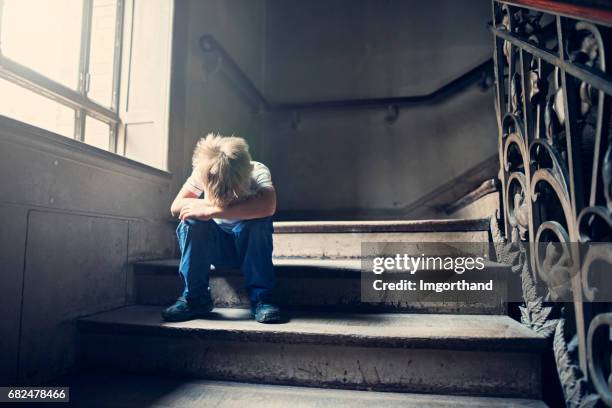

{"left": 491, "top": 1, "right": 611, "bottom": 406}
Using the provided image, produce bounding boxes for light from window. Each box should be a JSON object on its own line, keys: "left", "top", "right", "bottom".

{"left": 84, "top": 115, "right": 110, "bottom": 150}
{"left": 0, "top": 77, "right": 75, "bottom": 137}
{"left": 89, "top": 0, "right": 118, "bottom": 108}
{"left": 0, "top": 0, "right": 172, "bottom": 170}
{"left": 0, "top": 0, "right": 83, "bottom": 89}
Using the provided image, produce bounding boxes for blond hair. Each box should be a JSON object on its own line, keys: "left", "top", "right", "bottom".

{"left": 192, "top": 133, "right": 253, "bottom": 207}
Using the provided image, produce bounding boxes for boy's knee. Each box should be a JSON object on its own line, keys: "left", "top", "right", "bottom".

{"left": 233, "top": 217, "right": 273, "bottom": 237}
{"left": 177, "top": 219, "right": 216, "bottom": 239}
{"left": 181, "top": 219, "right": 215, "bottom": 229}
{"left": 243, "top": 217, "right": 272, "bottom": 231}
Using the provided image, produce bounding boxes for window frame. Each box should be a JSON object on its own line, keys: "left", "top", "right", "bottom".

{"left": 0, "top": 0, "right": 125, "bottom": 151}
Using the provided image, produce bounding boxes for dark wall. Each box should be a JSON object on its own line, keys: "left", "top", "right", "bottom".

{"left": 181, "top": 0, "right": 267, "bottom": 180}
{"left": 0, "top": 118, "right": 177, "bottom": 384}
{"left": 260, "top": 0, "right": 498, "bottom": 216}
{"left": 264, "top": 0, "right": 492, "bottom": 102}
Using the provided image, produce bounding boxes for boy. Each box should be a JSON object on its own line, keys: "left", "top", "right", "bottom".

{"left": 163, "top": 134, "right": 280, "bottom": 323}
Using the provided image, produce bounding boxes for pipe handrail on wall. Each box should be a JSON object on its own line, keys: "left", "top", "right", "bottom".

{"left": 199, "top": 34, "right": 270, "bottom": 111}
{"left": 199, "top": 34, "right": 494, "bottom": 114}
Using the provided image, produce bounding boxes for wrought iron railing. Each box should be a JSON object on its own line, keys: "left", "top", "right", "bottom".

{"left": 491, "top": 0, "right": 611, "bottom": 406}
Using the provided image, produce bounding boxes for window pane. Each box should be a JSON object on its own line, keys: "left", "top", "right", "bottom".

{"left": 88, "top": 0, "right": 118, "bottom": 107}
{"left": 0, "top": 78, "right": 75, "bottom": 137}
{"left": 0, "top": 0, "right": 83, "bottom": 89}
{"left": 84, "top": 115, "right": 110, "bottom": 150}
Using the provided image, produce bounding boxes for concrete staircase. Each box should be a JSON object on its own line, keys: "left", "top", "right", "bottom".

{"left": 76, "top": 219, "right": 548, "bottom": 407}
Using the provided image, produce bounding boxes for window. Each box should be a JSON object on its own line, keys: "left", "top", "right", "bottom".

{"left": 0, "top": 0, "right": 172, "bottom": 170}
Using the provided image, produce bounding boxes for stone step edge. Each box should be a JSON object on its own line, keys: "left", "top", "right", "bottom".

{"left": 78, "top": 306, "right": 546, "bottom": 353}
{"left": 133, "top": 258, "right": 510, "bottom": 279}
{"left": 272, "top": 218, "right": 490, "bottom": 233}
{"left": 58, "top": 373, "right": 548, "bottom": 408}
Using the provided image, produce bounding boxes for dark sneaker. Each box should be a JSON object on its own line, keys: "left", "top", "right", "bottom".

{"left": 161, "top": 296, "right": 213, "bottom": 322}
{"left": 251, "top": 301, "right": 281, "bottom": 323}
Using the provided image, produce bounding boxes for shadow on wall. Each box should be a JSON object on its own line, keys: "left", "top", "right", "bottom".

{"left": 259, "top": 0, "right": 498, "bottom": 217}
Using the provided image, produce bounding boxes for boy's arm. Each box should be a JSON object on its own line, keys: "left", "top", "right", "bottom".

{"left": 179, "top": 187, "right": 276, "bottom": 221}
{"left": 214, "top": 187, "right": 276, "bottom": 220}
{"left": 170, "top": 186, "right": 200, "bottom": 217}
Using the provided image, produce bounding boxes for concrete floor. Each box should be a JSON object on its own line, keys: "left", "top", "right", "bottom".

{"left": 44, "top": 373, "right": 547, "bottom": 408}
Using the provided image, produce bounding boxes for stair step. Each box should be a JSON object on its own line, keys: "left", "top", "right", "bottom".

{"left": 61, "top": 373, "right": 547, "bottom": 408}
{"left": 78, "top": 306, "right": 545, "bottom": 398}
{"left": 272, "top": 218, "right": 490, "bottom": 258}
{"left": 134, "top": 258, "right": 508, "bottom": 314}
{"left": 273, "top": 218, "right": 491, "bottom": 233}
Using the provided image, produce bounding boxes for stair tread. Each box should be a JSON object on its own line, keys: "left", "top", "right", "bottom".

{"left": 273, "top": 218, "right": 490, "bottom": 233}
{"left": 79, "top": 305, "right": 545, "bottom": 351}
{"left": 60, "top": 373, "right": 547, "bottom": 408}
{"left": 135, "top": 257, "right": 508, "bottom": 273}
{"left": 134, "top": 258, "right": 364, "bottom": 278}
{"left": 136, "top": 257, "right": 362, "bottom": 270}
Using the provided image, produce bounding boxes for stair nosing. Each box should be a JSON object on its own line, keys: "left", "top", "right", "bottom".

{"left": 59, "top": 373, "right": 549, "bottom": 408}
{"left": 133, "top": 258, "right": 511, "bottom": 279}
{"left": 272, "top": 218, "right": 490, "bottom": 233}
{"left": 79, "top": 306, "right": 546, "bottom": 353}
{"left": 134, "top": 258, "right": 364, "bottom": 278}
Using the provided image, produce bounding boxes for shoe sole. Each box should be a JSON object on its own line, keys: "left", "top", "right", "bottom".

{"left": 161, "top": 307, "right": 214, "bottom": 323}
{"left": 255, "top": 311, "right": 281, "bottom": 324}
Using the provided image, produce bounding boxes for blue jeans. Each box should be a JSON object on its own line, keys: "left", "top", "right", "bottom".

{"left": 176, "top": 217, "right": 275, "bottom": 304}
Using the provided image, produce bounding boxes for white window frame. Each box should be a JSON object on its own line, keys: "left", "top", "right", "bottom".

{"left": 0, "top": 0, "right": 125, "bottom": 151}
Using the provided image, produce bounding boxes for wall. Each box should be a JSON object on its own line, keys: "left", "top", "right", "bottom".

{"left": 180, "top": 0, "right": 267, "bottom": 186}
{"left": 0, "top": 118, "right": 177, "bottom": 384}
{"left": 0, "top": 0, "right": 268, "bottom": 384}
{"left": 0, "top": 0, "right": 194, "bottom": 385}
{"left": 261, "top": 0, "right": 498, "bottom": 216}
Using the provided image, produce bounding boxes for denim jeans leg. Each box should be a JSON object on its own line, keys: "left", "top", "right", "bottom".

{"left": 232, "top": 217, "right": 276, "bottom": 303}
{"left": 176, "top": 219, "right": 224, "bottom": 302}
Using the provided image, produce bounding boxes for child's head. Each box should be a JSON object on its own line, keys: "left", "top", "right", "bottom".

{"left": 192, "top": 133, "right": 253, "bottom": 207}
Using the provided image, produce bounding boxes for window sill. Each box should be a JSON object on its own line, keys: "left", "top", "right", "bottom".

{"left": 0, "top": 115, "right": 172, "bottom": 182}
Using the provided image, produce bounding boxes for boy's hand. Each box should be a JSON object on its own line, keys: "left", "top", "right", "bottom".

{"left": 179, "top": 200, "right": 220, "bottom": 221}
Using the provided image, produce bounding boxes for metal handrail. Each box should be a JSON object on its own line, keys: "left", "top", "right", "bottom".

{"left": 199, "top": 33, "right": 493, "bottom": 113}
{"left": 498, "top": 0, "right": 612, "bottom": 26}
{"left": 200, "top": 34, "right": 269, "bottom": 111}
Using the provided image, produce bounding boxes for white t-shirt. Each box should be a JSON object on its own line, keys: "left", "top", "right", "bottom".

{"left": 183, "top": 161, "right": 274, "bottom": 232}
